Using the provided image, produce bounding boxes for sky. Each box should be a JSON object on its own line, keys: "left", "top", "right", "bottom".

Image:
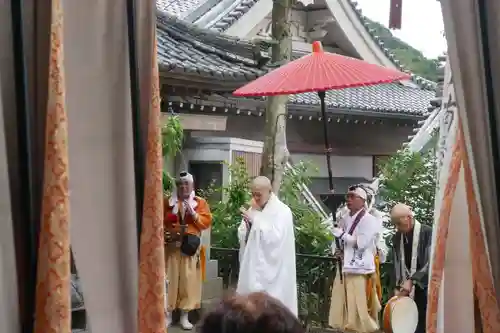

{"left": 355, "top": 0, "right": 447, "bottom": 59}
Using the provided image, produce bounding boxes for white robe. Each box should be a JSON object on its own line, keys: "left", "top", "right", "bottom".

{"left": 336, "top": 210, "right": 382, "bottom": 274}
{"left": 236, "top": 194, "right": 298, "bottom": 316}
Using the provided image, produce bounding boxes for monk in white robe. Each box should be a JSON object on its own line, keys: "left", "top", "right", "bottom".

{"left": 236, "top": 176, "right": 298, "bottom": 316}
{"left": 328, "top": 185, "right": 383, "bottom": 333}
{"left": 164, "top": 172, "right": 212, "bottom": 330}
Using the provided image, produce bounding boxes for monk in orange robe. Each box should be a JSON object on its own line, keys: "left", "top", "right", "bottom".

{"left": 164, "top": 171, "right": 212, "bottom": 330}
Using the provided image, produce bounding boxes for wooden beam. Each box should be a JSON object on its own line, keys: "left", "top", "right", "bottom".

{"left": 163, "top": 113, "right": 227, "bottom": 131}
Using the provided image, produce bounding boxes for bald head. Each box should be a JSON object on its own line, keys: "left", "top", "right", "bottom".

{"left": 252, "top": 176, "right": 272, "bottom": 190}
{"left": 391, "top": 203, "right": 413, "bottom": 217}
{"left": 251, "top": 176, "right": 272, "bottom": 208}
{"left": 390, "top": 203, "right": 414, "bottom": 233}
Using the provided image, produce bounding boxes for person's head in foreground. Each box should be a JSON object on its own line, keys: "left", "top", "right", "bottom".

{"left": 176, "top": 171, "right": 194, "bottom": 199}
{"left": 345, "top": 185, "right": 367, "bottom": 212}
{"left": 390, "top": 203, "right": 414, "bottom": 233}
{"left": 199, "top": 292, "right": 304, "bottom": 333}
{"left": 251, "top": 176, "right": 273, "bottom": 208}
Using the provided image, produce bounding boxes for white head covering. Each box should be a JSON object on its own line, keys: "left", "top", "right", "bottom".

{"left": 350, "top": 186, "right": 368, "bottom": 201}
{"left": 169, "top": 171, "right": 197, "bottom": 213}
{"left": 178, "top": 171, "right": 194, "bottom": 184}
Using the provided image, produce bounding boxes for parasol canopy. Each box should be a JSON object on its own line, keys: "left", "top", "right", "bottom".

{"left": 233, "top": 41, "right": 411, "bottom": 97}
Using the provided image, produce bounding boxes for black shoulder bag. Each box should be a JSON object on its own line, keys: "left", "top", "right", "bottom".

{"left": 179, "top": 206, "right": 201, "bottom": 257}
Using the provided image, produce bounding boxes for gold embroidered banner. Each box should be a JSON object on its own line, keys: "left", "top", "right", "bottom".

{"left": 33, "top": 0, "right": 71, "bottom": 332}
{"left": 137, "top": 28, "right": 167, "bottom": 333}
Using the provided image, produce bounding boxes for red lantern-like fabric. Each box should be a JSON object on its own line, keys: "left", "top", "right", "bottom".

{"left": 233, "top": 41, "right": 411, "bottom": 97}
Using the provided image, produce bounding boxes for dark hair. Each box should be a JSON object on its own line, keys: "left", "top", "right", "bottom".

{"left": 198, "top": 292, "right": 304, "bottom": 333}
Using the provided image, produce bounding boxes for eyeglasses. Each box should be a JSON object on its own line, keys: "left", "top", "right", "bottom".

{"left": 345, "top": 193, "right": 359, "bottom": 200}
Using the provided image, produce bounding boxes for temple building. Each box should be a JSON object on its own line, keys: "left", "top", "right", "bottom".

{"left": 156, "top": 0, "right": 436, "bottom": 201}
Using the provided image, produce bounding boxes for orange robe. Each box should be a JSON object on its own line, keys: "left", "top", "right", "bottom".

{"left": 163, "top": 196, "right": 212, "bottom": 311}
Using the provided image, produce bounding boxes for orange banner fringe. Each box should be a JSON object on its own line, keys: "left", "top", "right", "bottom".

{"left": 33, "top": 1, "right": 71, "bottom": 332}
{"left": 137, "top": 28, "right": 167, "bottom": 333}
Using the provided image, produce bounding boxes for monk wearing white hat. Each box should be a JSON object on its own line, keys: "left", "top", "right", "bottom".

{"left": 164, "top": 171, "right": 212, "bottom": 330}
{"left": 328, "top": 185, "right": 383, "bottom": 333}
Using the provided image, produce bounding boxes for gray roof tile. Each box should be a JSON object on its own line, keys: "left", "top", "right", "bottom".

{"left": 157, "top": 13, "right": 264, "bottom": 81}
{"left": 168, "top": 0, "right": 437, "bottom": 91}
{"left": 156, "top": 1, "right": 437, "bottom": 92}
{"left": 209, "top": 0, "right": 260, "bottom": 32}
{"left": 291, "top": 84, "right": 434, "bottom": 115}
{"left": 156, "top": 13, "right": 433, "bottom": 116}
{"left": 156, "top": 0, "right": 206, "bottom": 19}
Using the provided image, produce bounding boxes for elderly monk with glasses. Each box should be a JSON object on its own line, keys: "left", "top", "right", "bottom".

{"left": 389, "top": 203, "right": 433, "bottom": 333}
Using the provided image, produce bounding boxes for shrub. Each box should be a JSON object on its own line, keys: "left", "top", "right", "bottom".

{"left": 162, "top": 115, "right": 183, "bottom": 193}
{"left": 209, "top": 158, "right": 332, "bottom": 255}
{"left": 378, "top": 148, "right": 437, "bottom": 226}
{"left": 377, "top": 148, "right": 437, "bottom": 303}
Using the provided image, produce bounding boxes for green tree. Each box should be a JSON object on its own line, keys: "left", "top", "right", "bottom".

{"left": 377, "top": 149, "right": 437, "bottom": 304}
{"left": 161, "top": 115, "right": 183, "bottom": 193}
{"left": 378, "top": 148, "right": 437, "bottom": 225}
{"left": 365, "top": 19, "right": 440, "bottom": 81}
{"left": 209, "top": 158, "right": 332, "bottom": 255}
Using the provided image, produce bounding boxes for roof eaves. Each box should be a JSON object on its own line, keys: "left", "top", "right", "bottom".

{"left": 404, "top": 59, "right": 448, "bottom": 151}
{"left": 183, "top": 0, "right": 223, "bottom": 23}
{"left": 200, "top": 0, "right": 438, "bottom": 92}
{"left": 347, "top": 0, "right": 437, "bottom": 91}
{"left": 156, "top": 12, "right": 265, "bottom": 81}
{"left": 156, "top": 0, "right": 206, "bottom": 20}
{"left": 205, "top": 0, "right": 261, "bottom": 32}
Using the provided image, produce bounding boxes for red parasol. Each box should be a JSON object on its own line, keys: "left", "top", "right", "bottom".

{"left": 235, "top": 41, "right": 410, "bottom": 282}
{"left": 233, "top": 41, "right": 410, "bottom": 96}
{"left": 233, "top": 41, "right": 410, "bottom": 192}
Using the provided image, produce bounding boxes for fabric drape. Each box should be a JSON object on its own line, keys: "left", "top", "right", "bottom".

{"left": 439, "top": 0, "right": 500, "bottom": 296}
{"left": 427, "top": 64, "right": 500, "bottom": 333}
{"left": 33, "top": 1, "right": 71, "bottom": 333}
{"left": 0, "top": 1, "right": 22, "bottom": 331}
{"left": 428, "top": 0, "right": 500, "bottom": 331}
{"left": 137, "top": 25, "right": 167, "bottom": 332}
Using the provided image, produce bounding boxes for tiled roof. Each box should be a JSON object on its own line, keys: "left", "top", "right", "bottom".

{"left": 206, "top": 0, "right": 260, "bottom": 32}
{"left": 156, "top": 0, "right": 437, "bottom": 91}
{"left": 156, "top": 0, "right": 206, "bottom": 19}
{"left": 156, "top": 13, "right": 433, "bottom": 116}
{"left": 156, "top": 0, "right": 260, "bottom": 31}
{"left": 291, "top": 84, "right": 434, "bottom": 115}
{"left": 156, "top": 13, "right": 265, "bottom": 81}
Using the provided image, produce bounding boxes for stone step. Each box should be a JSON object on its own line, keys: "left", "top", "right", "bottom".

{"left": 201, "top": 297, "right": 221, "bottom": 313}
{"left": 202, "top": 276, "right": 223, "bottom": 300}
{"left": 206, "top": 259, "right": 219, "bottom": 279}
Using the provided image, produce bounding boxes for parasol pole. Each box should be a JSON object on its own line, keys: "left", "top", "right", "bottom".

{"left": 317, "top": 90, "right": 343, "bottom": 281}
{"left": 318, "top": 91, "right": 334, "bottom": 191}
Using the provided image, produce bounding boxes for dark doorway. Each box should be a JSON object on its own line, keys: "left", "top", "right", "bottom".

{"left": 189, "top": 162, "right": 223, "bottom": 203}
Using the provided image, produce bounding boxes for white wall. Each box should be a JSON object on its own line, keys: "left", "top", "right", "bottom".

{"left": 292, "top": 153, "right": 373, "bottom": 179}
